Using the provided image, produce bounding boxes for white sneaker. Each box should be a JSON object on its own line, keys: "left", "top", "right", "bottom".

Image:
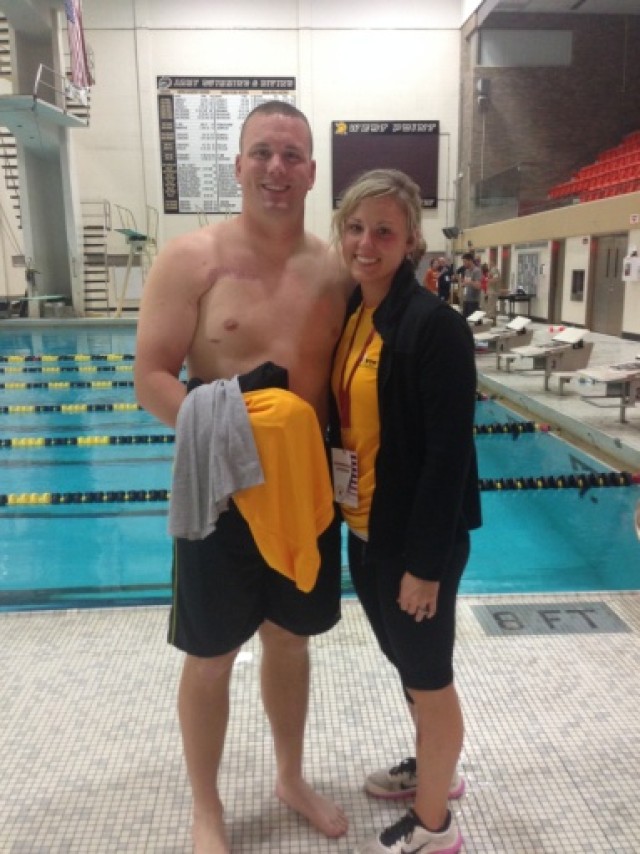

{"left": 354, "top": 808, "right": 463, "bottom": 854}
{"left": 364, "top": 757, "right": 465, "bottom": 800}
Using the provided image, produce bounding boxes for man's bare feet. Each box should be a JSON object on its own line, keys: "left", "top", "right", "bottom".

{"left": 192, "top": 803, "right": 230, "bottom": 854}
{"left": 276, "top": 778, "right": 349, "bottom": 838}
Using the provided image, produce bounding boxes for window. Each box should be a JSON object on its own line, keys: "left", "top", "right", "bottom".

{"left": 571, "top": 269, "right": 585, "bottom": 302}
{"left": 478, "top": 30, "right": 572, "bottom": 68}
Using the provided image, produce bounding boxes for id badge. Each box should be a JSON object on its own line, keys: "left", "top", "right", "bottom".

{"left": 331, "top": 448, "right": 359, "bottom": 508}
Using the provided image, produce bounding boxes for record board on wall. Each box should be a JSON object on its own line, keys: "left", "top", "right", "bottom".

{"left": 157, "top": 76, "right": 296, "bottom": 214}
{"left": 331, "top": 120, "right": 439, "bottom": 209}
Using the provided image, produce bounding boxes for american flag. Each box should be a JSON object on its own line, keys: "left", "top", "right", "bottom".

{"left": 65, "top": 0, "right": 93, "bottom": 89}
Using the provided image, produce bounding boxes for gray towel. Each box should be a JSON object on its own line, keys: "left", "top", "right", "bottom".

{"left": 168, "top": 377, "right": 264, "bottom": 540}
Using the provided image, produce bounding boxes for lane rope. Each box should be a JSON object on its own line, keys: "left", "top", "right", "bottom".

{"left": 0, "top": 364, "right": 134, "bottom": 375}
{"left": 1, "top": 472, "right": 638, "bottom": 506}
{"left": 0, "top": 421, "right": 552, "bottom": 447}
{"left": 0, "top": 380, "right": 134, "bottom": 390}
{"left": 474, "top": 421, "right": 549, "bottom": 435}
{"left": 479, "top": 471, "right": 640, "bottom": 492}
{"left": 0, "top": 403, "right": 141, "bottom": 415}
{"left": 0, "top": 353, "right": 135, "bottom": 363}
{"left": 0, "top": 433, "right": 173, "bottom": 448}
{"left": 1, "top": 489, "right": 171, "bottom": 505}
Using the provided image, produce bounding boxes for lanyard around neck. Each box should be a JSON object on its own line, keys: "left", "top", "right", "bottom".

{"left": 337, "top": 304, "right": 376, "bottom": 429}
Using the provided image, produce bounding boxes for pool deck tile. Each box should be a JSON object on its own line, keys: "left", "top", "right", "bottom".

{"left": 1, "top": 594, "right": 639, "bottom": 853}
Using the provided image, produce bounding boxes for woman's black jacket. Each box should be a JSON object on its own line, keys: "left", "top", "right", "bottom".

{"left": 332, "top": 260, "right": 482, "bottom": 582}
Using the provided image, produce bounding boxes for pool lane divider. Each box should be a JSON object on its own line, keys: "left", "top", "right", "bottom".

{"left": 0, "top": 364, "right": 135, "bottom": 374}
{"left": 0, "top": 365, "right": 187, "bottom": 377}
{"left": 0, "top": 380, "right": 134, "bottom": 390}
{"left": 0, "top": 353, "right": 135, "bottom": 363}
{"left": 474, "top": 421, "right": 549, "bottom": 435}
{"left": 1, "top": 471, "right": 638, "bottom": 506}
{"left": 0, "top": 403, "right": 141, "bottom": 414}
{"left": 479, "top": 471, "right": 640, "bottom": 492}
{"left": 0, "top": 421, "right": 551, "bottom": 448}
{"left": 0, "top": 490, "right": 171, "bottom": 506}
{"left": 0, "top": 434, "right": 174, "bottom": 447}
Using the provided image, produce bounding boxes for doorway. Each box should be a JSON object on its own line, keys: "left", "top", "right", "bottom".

{"left": 549, "top": 240, "right": 563, "bottom": 323}
{"left": 590, "top": 235, "right": 626, "bottom": 336}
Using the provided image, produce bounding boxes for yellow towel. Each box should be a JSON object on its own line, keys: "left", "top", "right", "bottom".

{"left": 234, "top": 389, "right": 334, "bottom": 593}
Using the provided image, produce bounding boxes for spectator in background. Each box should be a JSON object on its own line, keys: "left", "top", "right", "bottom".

{"left": 460, "top": 252, "right": 482, "bottom": 318}
{"left": 423, "top": 257, "right": 440, "bottom": 294}
{"left": 480, "top": 263, "right": 489, "bottom": 299}
{"left": 437, "top": 257, "right": 453, "bottom": 303}
{"left": 486, "top": 264, "right": 502, "bottom": 321}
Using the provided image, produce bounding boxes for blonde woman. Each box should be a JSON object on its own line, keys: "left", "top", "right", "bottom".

{"left": 330, "top": 169, "right": 481, "bottom": 854}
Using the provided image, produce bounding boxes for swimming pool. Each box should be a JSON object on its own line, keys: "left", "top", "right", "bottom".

{"left": 1, "top": 323, "right": 639, "bottom": 611}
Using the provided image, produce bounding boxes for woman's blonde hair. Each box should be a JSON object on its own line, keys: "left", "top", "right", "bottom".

{"left": 331, "top": 168, "right": 426, "bottom": 266}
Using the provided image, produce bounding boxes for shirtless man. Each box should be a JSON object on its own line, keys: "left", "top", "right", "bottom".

{"left": 134, "top": 102, "right": 350, "bottom": 853}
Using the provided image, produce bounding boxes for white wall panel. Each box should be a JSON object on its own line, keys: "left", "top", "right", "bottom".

{"left": 562, "top": 236, "right": 590, "bottom": 327}
{"left": 73, "top": 1, "right": 463, "bottom": 247}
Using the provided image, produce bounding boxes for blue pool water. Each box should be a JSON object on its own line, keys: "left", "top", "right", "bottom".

{"left": 1, "top": 323, "right": 639, "bottom": 611}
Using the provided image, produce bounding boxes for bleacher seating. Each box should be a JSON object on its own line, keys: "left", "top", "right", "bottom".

{"left": 547, "top": 130, "right": 640, "bottom": 203}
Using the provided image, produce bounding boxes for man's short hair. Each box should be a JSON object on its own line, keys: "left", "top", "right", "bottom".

{"left": 240, "top": 101, "right": 313, "bottom": 154}
{"left": 462, "top": 252, "right": 475, "bottom": 261}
